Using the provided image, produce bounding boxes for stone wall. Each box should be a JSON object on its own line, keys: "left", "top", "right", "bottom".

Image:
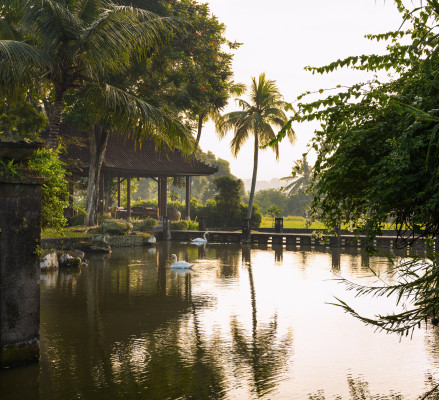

{"left": 0, "top": 177, "right": 41, "bottom": 367}
{"left": 41, "top": 234, "right": 156, "bottom": 250}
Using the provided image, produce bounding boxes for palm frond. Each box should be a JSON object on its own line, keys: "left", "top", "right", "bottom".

{"left": 23, "top": 0, "right": 83, "bottom": 48}
{"left": 82, "top": 82, "right": 194, "bottom": 153}
{"left": 0, "top": 40, "right": 52, "bottom": 91}
{"left": 79, "top": 6, "right": 179, "bottom": 78}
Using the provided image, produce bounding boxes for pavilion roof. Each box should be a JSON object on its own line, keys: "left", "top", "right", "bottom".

{"left": 60, "top": 126, "right": 218, "bottom": 177}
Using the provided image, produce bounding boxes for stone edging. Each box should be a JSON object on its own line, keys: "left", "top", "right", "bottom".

{"left": 41, "top": 234, "right": 156, "bottom": 250}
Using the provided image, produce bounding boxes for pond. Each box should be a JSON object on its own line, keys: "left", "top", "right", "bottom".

{"left": 1, "top": 242, "right": 439, "bottom": 399}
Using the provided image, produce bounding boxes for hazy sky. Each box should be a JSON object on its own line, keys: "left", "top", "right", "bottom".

{"left": 198, "top": 0, "right": 405, "bottom": 181}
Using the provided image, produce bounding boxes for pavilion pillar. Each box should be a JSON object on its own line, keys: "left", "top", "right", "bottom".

{"left": 185, "top": 175, "right": 191, "bottom": 221}
{"left": 161, "top": 177, "right": 168, "bottom": 217}
{"left": 117, "top": 177, "right": 121, "bottom": 207}
{"left": 157, "top": 177, "right": 162, "bottom": 217}
{"left": 98, "top": 172, "right": 104, "bottom": 214}
{"left": 127, "top": 176, "right": 131, "bottom": 221}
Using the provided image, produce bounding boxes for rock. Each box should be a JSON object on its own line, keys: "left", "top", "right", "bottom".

{"left": 89, "top": 245, "right": 112, "bottom": 253}
{"left": 58, "top": 253, "right": 82, "bottom": 268}
{"left": 100, "top": 219, "right": 132, "bottom": 235}
{"left": 92, "top": 234, "right": 110, "bottom": 245}
{"left": 147, "top": 236, "right": 156, "bottom": 244}
{"left": 40, "top": 251, "right": 59, "bottom": 271}
{"left": 74, "top": 249, "right": 85, "bottom": 260}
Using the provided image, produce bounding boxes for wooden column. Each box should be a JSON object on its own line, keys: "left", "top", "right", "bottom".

{"left": 98, "top": 172, "right": 104, "bottom": 214}
{"left": 127, "top": 176, "right": 131, "bottom": 221}
{"left": 157, "top": 177, "right": 162, "bottom": 217}
{"left": 186, "top": 175, "right": 191, "bottom": 221}
{"left": 161, "top": 177, "right": 168, "bottom": 217}
{"left": 117, "top": 176, "right": 121, "bottom": 207}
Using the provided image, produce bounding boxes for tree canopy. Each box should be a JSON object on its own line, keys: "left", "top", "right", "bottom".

{"left": 271, "top": 0, "right": 439, "bottom": 244}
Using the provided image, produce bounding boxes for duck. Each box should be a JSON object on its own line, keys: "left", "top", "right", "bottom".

{"left": 170, "top": 254, "right": 193, "bottom": 269}
{"left": 191, "top": 231, "right": 208, "bottom": 244}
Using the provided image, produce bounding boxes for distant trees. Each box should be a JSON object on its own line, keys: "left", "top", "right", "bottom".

{"left": 216, "top": 73, "right": 295, "bottom": 220}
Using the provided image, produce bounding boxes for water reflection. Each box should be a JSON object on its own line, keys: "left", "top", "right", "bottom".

{"left": 1, "top": 244, "right": 438, "bottom": 399}
{"left": 232, "top": 247, "right": 293, "bottom": 397}
{"left": 308, "top": 374, "right": 439, "bottom": 399}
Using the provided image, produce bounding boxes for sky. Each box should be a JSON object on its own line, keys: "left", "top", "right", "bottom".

{"left": 198, "top": 0, "right": 407, "bottom": 181}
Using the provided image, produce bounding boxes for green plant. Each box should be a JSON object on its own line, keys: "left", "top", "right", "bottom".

{"left": 28, "top": 147, "right": 69, "bottom": 231}
{"left": 134, "top": 218, "right": 158, "bottom": 232}
{"left": 187, "top": 220, "right": 199, "bottom": 230}
{"left": 0, "top": 159, "right": 19, "bottom": 177}
{"left": 171, "top": 220, "right": 189, "bottom": 230}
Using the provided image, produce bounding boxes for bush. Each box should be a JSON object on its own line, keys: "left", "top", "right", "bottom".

{"left": 68, "top": 214, "right": 85, "bottom": 226}
{"left": 171, "top": 220, "right": 189, "bottom": 230}
{"left": 28, "top": 147, "right": 69, "bottom": 230}
{"left": 187, "top": 220, "right": 199, "bottom": 230}
{"left": 99, "top": 219, "right": 132, "bottom": 235}
{"left": 133, "top": 218, "right": 158, "bottom": 232}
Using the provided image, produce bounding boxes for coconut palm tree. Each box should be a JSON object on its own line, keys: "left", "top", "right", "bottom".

{"left": 0, "top": 0, "right": 188, "bottom": 149}
{"left": 216, "top": 73, "right": 295, "bottom": 219}
{"left": 280, "top": 155, "right": 314, "bottom": 196}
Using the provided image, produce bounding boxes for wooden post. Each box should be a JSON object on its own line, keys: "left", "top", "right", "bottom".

{"left": 117, "top": 176, "right": 121, "bottom": 207}
{"left": 186, "top": 175, "right": 191, "bottom": 221}
{"left": 162, "top": 177, "right": 168, "bottom": 217}
{"left": 157, "top": 177, "right": 162, "bottom": 217}
{"left": 127, "top": 176, "right": 131, "bottom": 221}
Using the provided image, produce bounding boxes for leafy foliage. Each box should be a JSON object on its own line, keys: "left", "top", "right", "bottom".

{"left": 271, "top": 1, "right": 439, "bottom": 243}
{"left": 28, "top": 147, "right": 69, "bottom": 230}
{"left": 332, "top": 250, "right": 439, "bottom": 338}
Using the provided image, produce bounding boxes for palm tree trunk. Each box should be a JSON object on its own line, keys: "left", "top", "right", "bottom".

{"left": 247, "top": 133, "right": 259, "bottom": 220}
{"left": 84, "top": 125, "right": 110, "bottom": 226}
{"left": 193, "top": 111, "right": 206, "bottom": 154}
{"left": 47, "top": 84, "right": 65, "bottom": 149}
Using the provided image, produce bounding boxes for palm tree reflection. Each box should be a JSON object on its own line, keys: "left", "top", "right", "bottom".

{"left": 230, "top": 248, "right": 293, "bottom": 397}
{"left": 307, "top": 374, "right": 439, "bottom": 399}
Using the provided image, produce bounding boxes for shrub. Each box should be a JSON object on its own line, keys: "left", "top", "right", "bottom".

{"left": 187, "top": 220, "right": 199, "bottom": 230}
{"left": 134, "top": 218, "right": 158, "bottom": 232}
{"left": 99, "top": 219, "right": 132, "bottom": 235}
{"left": 68, "top": 214, "right": 85, "bottom": 226}
{"left": 171, "top": 220, "right": 189, "bottom": 230}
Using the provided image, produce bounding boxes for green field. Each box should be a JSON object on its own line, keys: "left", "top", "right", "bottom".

{"left": 260, "top": 216, "right": 326, "bottom": 229}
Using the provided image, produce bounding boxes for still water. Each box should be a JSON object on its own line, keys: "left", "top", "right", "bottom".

{"left": 2, "top": 242, "right": 439, "bottom": 399}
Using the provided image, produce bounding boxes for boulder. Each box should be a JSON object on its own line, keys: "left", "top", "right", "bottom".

{"left": 92, "top": 235, "right": 110, "bottom": 245}
{"left": 58, "top": 253, "right": 82, "bottom": 268}
{"left": 147, "top": 236, "right": 156, "bottom": 244}
{"left": 40, "top": 251, "right": 59, "bottom": 271}
{"left": 89, "top": 245, "right": 112, "bottom": 253}
{"left": 73, "top": 249, "right": 85, "bottom": 260}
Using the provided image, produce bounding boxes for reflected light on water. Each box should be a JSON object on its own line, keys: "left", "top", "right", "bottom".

{"left": 1, "top": 243, "right": 438, "bottom": 399}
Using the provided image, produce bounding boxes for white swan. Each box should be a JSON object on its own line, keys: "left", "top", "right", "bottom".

{"left": 170, "top": 254, "right": 193, "bottom": 269}
{"left": 191, "top": 232, "right": 208, "bottom": 244}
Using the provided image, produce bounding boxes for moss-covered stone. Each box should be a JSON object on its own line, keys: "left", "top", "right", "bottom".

{"left": 0, "top": 338, "right": 39, "bottom": 367}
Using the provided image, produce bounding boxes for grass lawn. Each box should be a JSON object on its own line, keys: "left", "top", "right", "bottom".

{"left": 260, "top": 216, "right": 326, "bottom": 229}
{"left": 41, "top": 226, "right": 95, "bottom": 239}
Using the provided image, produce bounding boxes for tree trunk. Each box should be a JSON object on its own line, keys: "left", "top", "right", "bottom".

{"left": 47, "top": 84, "right": 65, "bottom": 149}
{"left": 247, "top": 133, "right": 259, "bottom": 220}
{"left": 193, "top": 111, "right": 206, "bottom": 154}
{"left": 84, "top": 125, "right": 110, "bottom": 226}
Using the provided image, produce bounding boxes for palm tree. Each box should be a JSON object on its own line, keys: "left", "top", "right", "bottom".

{"left": 280, "top": 155, "right": 314, "bottom": 196}
{"left": 0, "top": 0, "right": 188, "bottom": 149}
{"left": 216, "top": 73, "right": 295, "bottom": 219}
